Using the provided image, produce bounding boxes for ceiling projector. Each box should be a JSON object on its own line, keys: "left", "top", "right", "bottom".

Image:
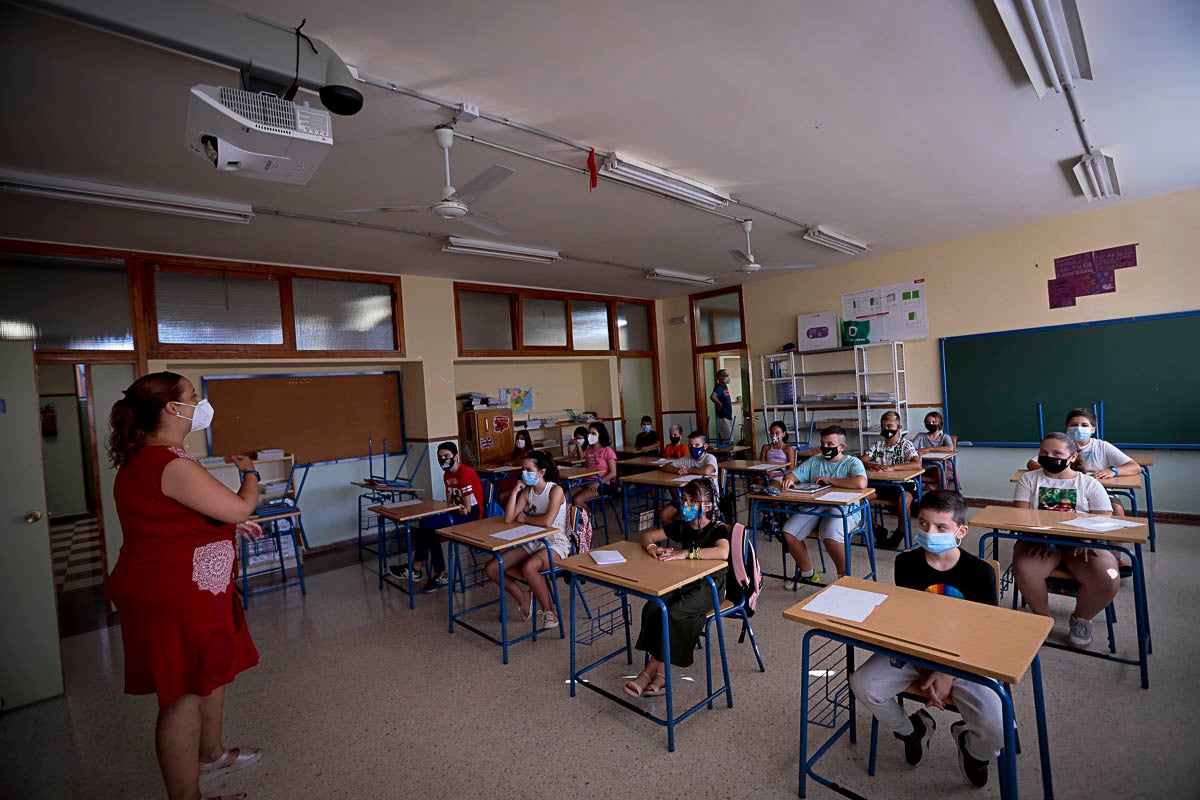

{"left": 186, "top": 84, "right": 333, "bottom": 185}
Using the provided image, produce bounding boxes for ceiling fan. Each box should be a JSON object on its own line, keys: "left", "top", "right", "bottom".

{"left": 728, "top": 219, "right": 814, "bottom": 273}
{"left": 340, "top": 125, "right": 514, "bottom": 236}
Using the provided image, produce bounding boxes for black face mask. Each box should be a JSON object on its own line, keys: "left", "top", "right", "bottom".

{"left": 1038, "top": 455, "right": 1071, "bottom": 474}
{"left": 821, "top": 445, "right": 840, "bottom": 460}
{"left": 882, "top": 428, "right": 900, "bottom": 438}
{"left": 439, "top": 457, "right": 455, "bottom": 472}
{"left": 925, "top": 423, "right": 939, "bottom": 433}
{"left": 669, "top": 435, "right": 680, "bottom": 444}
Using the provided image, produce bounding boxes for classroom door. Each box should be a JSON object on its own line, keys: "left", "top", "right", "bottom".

{"left": 0, "top": 341, "right": 64, "bottom": 709}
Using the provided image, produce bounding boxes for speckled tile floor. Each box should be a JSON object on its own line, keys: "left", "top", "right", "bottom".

{"left": 3, "top": 513, "right": 1199, "bottom": 799}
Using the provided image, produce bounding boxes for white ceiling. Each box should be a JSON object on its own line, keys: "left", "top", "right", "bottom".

{"left": 1, "top": 0, "right": 1198, "bottom": 298}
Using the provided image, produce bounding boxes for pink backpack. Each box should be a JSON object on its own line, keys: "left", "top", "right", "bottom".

{"left": 568, "top": 505, "right": 593, "bottom": 554}
{"left": 726, "top": 523, "right": 763, "bottom": 616}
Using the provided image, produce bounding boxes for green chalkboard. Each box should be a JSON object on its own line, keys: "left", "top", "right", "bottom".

{"left": 941, "top": 311, "right": 1200, "bottom": 448}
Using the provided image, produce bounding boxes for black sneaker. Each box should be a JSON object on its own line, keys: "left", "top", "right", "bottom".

{"left": 1118, "top": 558, "right": 1133, "bottom": 579}
{"left": 874, "top": 525, "right": 890, "bottom": 549}
{"left": 951, "top": 720, "right": 989, "bottom": 787}
{"left": 389, "top": 564, "right": 422, "bottom": 581}
{"left": 895, "top": 708, "right": 935, "bottom": 766}
{"left": 884, "top": 529, "right": 906, "bottom": 550}
{"left": 421, "top": 573, "right": 450, "bottom": 593}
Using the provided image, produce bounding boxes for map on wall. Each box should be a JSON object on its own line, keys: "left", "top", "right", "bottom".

{"left": 502, "top": 386, "right": 534, "bottom": 413}
{"left": 841, "top": 278, "right": 929, "bottom": 341}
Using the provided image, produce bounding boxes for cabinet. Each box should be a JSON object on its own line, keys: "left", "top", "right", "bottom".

{"left": 458, "top": 408, "right": 515, "bottom": 465}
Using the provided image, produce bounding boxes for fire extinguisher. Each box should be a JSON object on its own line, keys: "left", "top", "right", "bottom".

{"left": 41, "top": 403, "right": 58, "bottom": 438}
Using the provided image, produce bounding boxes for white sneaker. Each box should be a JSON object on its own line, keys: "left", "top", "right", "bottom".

{"left": 537, "top": 610, "right": 559, "bottom": 630}
{"left": 1068, "top": 615, "right": 1093, "bottom": 648}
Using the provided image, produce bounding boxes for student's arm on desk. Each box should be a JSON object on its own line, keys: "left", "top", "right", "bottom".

{"left": 815, "top": 473, "right": 868, "bottom": 490}
{"left": 509, "top": 484, "right": 565, "bottom": 528}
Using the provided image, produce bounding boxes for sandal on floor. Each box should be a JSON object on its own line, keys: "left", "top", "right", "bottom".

{"left": 199, "top": 747, "right": 263, "bottom": 784}
{"left": 642, "top": 674, "right": 667, "bottom": 697}
{"left": 520, "top": 590, "right": 535, "bottom": 622}
{"left": 623, "top": 669, "right": 654, "bottom": 699}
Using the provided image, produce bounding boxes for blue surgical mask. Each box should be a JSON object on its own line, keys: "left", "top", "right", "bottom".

{"left": 520, "top": 470, "right": 539, "bottom": 486}
{"left": 689, "top": 445, "right": 706, "bottom": 459}
{"left": 1068, "top": 425, "right": 1093, "bottom": 442}
{"left": 915, "top": 531, "right": 959, "bottom": 554}
{"left": 642, "top": 424, "right": 652, "bottom": 433}
{"left": 679, "top": 503, "right": 701, "bottom": 522}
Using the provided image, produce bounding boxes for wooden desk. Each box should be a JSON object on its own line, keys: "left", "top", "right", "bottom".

{"left": 784, "top": 577, "right": 1053, "bottom": 799}
{"left": 920, "top": 449, "right": 961, "bottom": 491}
{"left": 719, "top": 460, "right": 789, "bottom": 521}
{"left": 615, "top": 446, "right": 657, "bottom": 459}
{"left": 747, "top": 488, "right": 877, "bottom": 581}
{"left": 559, "top": 540, "right": 730, "bottom": 752}
{"left": 554, "top": 456, "right": 584, "bottom": 467}
{"left": 439, "top": 516, "right": 560, "bottom": 664}
{"left": 619, "top": 470, "right": 711, "bottom": 538}
{"left": 352, "top": 480, "right": 423, "bottom": 494}
{"left": 865, "top": 465, "right": 926, "bottom": 550}
{"left": 1126, "top": 453, "right": 1155, "bottom": 467}
{"left": 352, "top": 480, "right": 423, "bottom": 561}
{"left": 706, "top": 444, "right": 749, "bottom": 460}
{"left": 618, "top": 455, "right": 674, "bottom": 472}
{"left": 1011, "top": 465, "right": 1156, "bottom": 550}
{"left": 368, "top": 499, "right": 460, "bottom": 605}
{"left": 1124, "top": 454, "right": 1157, "bottom": 551}
{"left": 559, "top": 466, "right": 604, "bottom": 503}
{"left": 970, "top": 505, "right": 1151, "bottom": 689}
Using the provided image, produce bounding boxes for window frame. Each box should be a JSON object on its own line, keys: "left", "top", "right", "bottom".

{"left": 689, "top": 285, "right": 746, "bottom": 353}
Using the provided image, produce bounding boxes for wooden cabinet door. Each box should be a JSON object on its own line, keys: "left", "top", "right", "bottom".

{"left": 478, "top": 409, "right": 514, "bottom": 462}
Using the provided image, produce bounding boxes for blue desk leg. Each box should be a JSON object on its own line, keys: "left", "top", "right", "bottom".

{"left": 897, "top": 482, "right": 911, "bottom": 550}
{"left": 656, "top": 597, "right": 675, "bottom": 752}
{"left": 497, "top": 550, "right": 510, "bottom": 665}
{"left": 622, "top": 485, "right": 631, "bottom": 542}
{"left": 1031, "top": 654, "right": 1054, "bottom": 800}
{"left": 1143, "top": 466, "right": 1156, "bottom": 552}
{"left": 569, "top": 573, "right": 578, "bottom": 697}
{"left": 376, "top": 513, "right": 386, "bottom": 590}
{"left": 798, "top": 634, "right": 813, "bottom": 797}
{"left": 404, "top": 522, "right": 415, "bottom": 610}
{"left": 1132, "top": 544, "right": 1150, "bottom": 688}
{"left": 447, "top": 540, "right": 457, "bottom": 633}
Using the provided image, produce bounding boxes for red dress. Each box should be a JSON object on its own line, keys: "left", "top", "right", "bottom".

{"left": 108, "top": 445, "right": 259, "bottom": 707}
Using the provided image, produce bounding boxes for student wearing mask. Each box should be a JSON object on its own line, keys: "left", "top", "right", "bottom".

{"left": 565, "top": 425, "right": 589, "bottom": 462}
{"left": 710, "top": 369, "right": 735, "bottom": 444}
{"left": 661, "top": 424, "right": 688, "bottom": 460}
{"left": 758, "top": 420, "right": 796, "bottom": 491}
{"left": 390, "top": 441, "right": 483, "bottom": 592}
{"left": 849, "top": 491, "right": 1001, "bottom": 789}
{"left": 863, "top": 410, "right": 921, "bottom": 549}
{"left": 1024, "top": 408, "right": 1140, "bottom": 514}
{"left": 911, "top": 411, "right": 958, "bottom": 492}
{"left": 572, "top": 422, "right": 618, "bottom": 505}
{"left": 778, "top": 425, "right": 868, "bottom": 586}
{"left": 496, "top": 430, "right": 536, "bottom": 505}
{"left": 488, "top": 450, "right": 570, "bottom": 630}
{"left": 1012, "top": 432, "right": 1117, "bottom": 649}
{"left": 659, "top": 430, "right": 720, "bottom": 510}
{"left": 633, "top": 415, "right": 661, "bottom": 453}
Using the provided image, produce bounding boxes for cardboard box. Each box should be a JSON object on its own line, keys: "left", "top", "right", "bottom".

{"left": 796, "top": 311, "right": 840, "bottom": 352}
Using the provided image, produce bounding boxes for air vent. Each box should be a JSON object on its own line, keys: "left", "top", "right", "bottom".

{"left": 218, "top": 87, "right": 297, "bottom": 135}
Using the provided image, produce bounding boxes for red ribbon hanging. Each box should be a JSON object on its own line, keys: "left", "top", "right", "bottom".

{"left": 587, "top": 148, "right": 598, "bottom": 191}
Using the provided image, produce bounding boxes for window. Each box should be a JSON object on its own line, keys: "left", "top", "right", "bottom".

{"left": 617, "top": 302, "right": 651, "bottom": 351}
{"left": 155, "top": 270, "right": 283, "bottom": 345}
{"left": 0, "top": 256, "right": 133, "bottom": 350}
{"left": 570, "top": 300, "right": 610, "bottom": 350}
{"left": 459, "top": 290, "right": 514, "bottom": 351}
{"left": 521, "top": 297, "right": 567, "bottom": 347}
{"left": 293, "top": 277, "right": 395, "bottom": 350}
{"left": 695, "top": 291, "right": 743, "bottom": 347}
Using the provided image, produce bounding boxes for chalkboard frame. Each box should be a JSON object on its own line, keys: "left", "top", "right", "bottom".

{"left": 940, "top": 309, "right": 1200, "bottom": 450}
{"left": 200, "top": 370, "right": 407, "bottom": 464}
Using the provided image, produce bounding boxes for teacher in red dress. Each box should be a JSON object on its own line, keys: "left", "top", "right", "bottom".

{"left": 107, "top": 372, "right": 264, "bottom": 800}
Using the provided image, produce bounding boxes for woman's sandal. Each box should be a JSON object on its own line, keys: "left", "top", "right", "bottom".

{"left": 622, "top": 669, "right": 655, "bottom": 699}
{"left": 642, "top": 673, "right": 667, "bottom": 698}
{"left": 199, "top": 747, "right": 263, "bottom": 785}
{"left": 520, "top": 590, "right": 534, "bottom": 622}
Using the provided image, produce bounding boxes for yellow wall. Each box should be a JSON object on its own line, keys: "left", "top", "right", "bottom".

{"left": 742, "top": 187, "right": 1200, "bottom": 405}
{"left": 454, "top": 360, "right": 587, "bottom": 413}
{"left": 657, "top": 294, "right": 696, "bottom": 411}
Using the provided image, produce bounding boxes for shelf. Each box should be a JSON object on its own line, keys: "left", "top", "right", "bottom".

{"left": 863, "top": 370, "right": 904, "bottom": 376}
{"left": 797, "top": 369, "right": 857, "bottom": 377}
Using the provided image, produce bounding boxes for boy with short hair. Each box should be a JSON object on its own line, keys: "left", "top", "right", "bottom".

{"left": 863, "top": 410, "right": 922, "bottom": 550}
{"left": 633, "top": 415, "right": 661, "bottom": 453}
{"left": 660, "top": 430, "right": 720, "bottom": 500}
{"left": 848, "top": 490, "right": 1001, "bottom": 788}
{"left": 779, "top": 425, "right": 868, "bottom": 585}
{"left": 661, "top": 424, "right": 688, "bottom": 460}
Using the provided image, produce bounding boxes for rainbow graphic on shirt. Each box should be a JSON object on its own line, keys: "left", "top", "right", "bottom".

{"left": 924, "top": 584, "right": 965, "bottom": 600}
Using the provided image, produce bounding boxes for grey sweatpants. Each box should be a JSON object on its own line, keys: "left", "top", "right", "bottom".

{"left": 849, "top": 653, "right": 1004, "bottom": 761}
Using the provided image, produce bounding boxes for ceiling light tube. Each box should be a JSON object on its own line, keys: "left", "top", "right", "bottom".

{"left": 645, "top": 269, "right": 715, "bottom": 287}
{"left": 0, "top": 168, "right": 253, "bottom": 223}
{"left": 1072, "top": 149, "right": 1120, "bottom": 202}
{"left": 994, "top": 0, "right": 1093, "bottom": 99}
{"left": 600, "top": 153, "right": 731, "bottom": 210}
{"left": 803, "top": 226, "right": 870, "bottom": 255}
{"left": 442, "top": 235, "right": 561, "bottom": 263}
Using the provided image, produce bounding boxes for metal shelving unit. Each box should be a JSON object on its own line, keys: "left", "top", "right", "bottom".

{"left": 854, "top": 341, "right": 907, "bottom": 451}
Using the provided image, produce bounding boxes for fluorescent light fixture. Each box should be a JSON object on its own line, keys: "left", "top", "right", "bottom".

{"left": 442, "top": 236, "right": 561, "bottom": 264}
{"left": 0, "top": 168, "right": 254, "bottom": 223}
{"left": 993, "top": 0, "right": 1093, "bottom": 98}
{"left": 803, "top": 226, "right": 869, "bottom": 256}
{"left": 645, "top": 269, "right": 716, "bottom": 287}
{"left": 600, "top": 153, "right": 731, "bottom": 210}
{"left": 1072, "top": 149, "right": 1120, "bottom": 201}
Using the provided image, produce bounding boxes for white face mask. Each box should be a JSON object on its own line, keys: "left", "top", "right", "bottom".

{"left": 587, "top": 433, "right": 599, "bottom": 445}
{"left": 174, "top": 399, "right": 214, "bottom": 433}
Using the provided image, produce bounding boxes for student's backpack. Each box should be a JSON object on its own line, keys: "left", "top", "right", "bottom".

{"left": 567, "top": 505, "right": 593, "bottom": 555}
{"left": 724, "top": 522, "right": 763, "bottom": 616}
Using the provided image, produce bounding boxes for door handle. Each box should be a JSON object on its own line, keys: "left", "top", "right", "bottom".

{"left": 24, "top": 511, "right": 43, "bottom": 524}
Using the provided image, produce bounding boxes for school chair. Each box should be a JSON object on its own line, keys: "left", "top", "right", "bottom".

{"left": 1013, "top": 568, "right": 1119, "bottom": 654}
{"left": 701, "top": 523, "right": 765, "bottom": 674}
{"left": 239, "top": 463, "right": 311, "bottom": 608}
{"left": 587, "top": 481, "right": 626, "bottom": 543}
{"left": 866, "top": 561, "right": 1022, "bottom": 775}
{"left": 366, "top": 437, "right": 427, "bottom": 494}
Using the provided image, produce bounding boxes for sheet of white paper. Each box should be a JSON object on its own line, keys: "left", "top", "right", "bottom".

{"left": 491, "top": 524, "right": 547, "bottom": 541}
{"left": 817, "top": 491, "right": 862, "bottom": 503}
{"left": 922, "top": 453, "right": 953, "bottom": 461}
{"left": 652, "top": 458, "right": 672, "bottom": 464}
{"left": 589, "top": 550, "right": 627, "bottom": 565}
{"left": 802, "top": 585, "right": 889, "bottom": 623}
{"left": 748, "top": 463, "right": 780, "bottom": 471}
{"left": 1063, "top": 516, "right": 1140, "bottom": 531}
{"left": 383, "top": 499, "right": 423, "bottom": 509}
{"left": 669, "top": 474, "right": 695, "bottom": 482}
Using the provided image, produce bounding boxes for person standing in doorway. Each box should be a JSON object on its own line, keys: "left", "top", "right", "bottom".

{"left": 710, "top": 369, "right": 734, "bottom": 445}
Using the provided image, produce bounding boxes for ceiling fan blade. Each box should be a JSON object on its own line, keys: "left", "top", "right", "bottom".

{"left": 758, "top": 263, "right": 816, "bottom": 270}
{"left": 729, "top": 249, "right": 752, "bottom": 266}
{"left": 448, "top": 165, "right": 515, "bottom": 206}
{"left": 338, "top": 204, "right": 429, "bottom": 213}
{"left": 459, "top": 211, "right": 511, "bottom": 238}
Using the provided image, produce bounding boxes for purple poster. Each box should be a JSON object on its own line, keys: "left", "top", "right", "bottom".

{"left": 1054, "top": 251, "right": 1094, "bottom": 278}
{"left": 1048, "top": 278, "right": 1076, "bottom": 308}
{"left": 1093, "top": 244, "right": 1138, "bottom": 271}
{"left": 1070, "top": 269, "right": 1116, "bottom": 297}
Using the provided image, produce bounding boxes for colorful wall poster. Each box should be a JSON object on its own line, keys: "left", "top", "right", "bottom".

{"left": 840, "top": 278, "right": 928, "bottom": 342}
{"left": 1046, "top": 243, "right": 1137, "bottom": 310}
{"left": 501, "top": 387, "right": 533, "bottom": 413}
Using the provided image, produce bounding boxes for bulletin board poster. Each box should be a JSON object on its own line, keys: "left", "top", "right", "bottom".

{"left": 502, "top": 387, "right": 534, "bottom": 413}
{"left": 841, "top": 279, "right": 928, "bottom": 342}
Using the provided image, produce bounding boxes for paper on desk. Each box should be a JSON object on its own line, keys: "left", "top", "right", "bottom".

{"left": 802, "top": 585, "right": 888, "bottom": 623}
{"left": 668, "top": 474, "right": 696, "bottom": 482}
{"left": 590, "top": 550, "right": 627, "bottom": 565}
{"left": 817, "top": 491, "right": 861, "bottom": 503}
{"left": 748, "top": 463, "right": 780, "bottom": 471}
{"left": 922, "top": 453, "right": 953, "bottom": 460}
{"left": 652, "top": 458, "right": 672, "bottom": 464}
{"left": 383, "top": 499, "right": 423, "bottom": 509}
{"left": 492, "top": 524, "right": 546, "bottom": 540}
{"left": 1063, "top": 516, "right": 1141, "bottom": 531}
